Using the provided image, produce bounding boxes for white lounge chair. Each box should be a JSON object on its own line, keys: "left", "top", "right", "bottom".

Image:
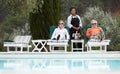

{"left": 86, "top": 40, "right": 111, "bottom": 52}
{"left": 47, "top": 40, "right": 68, "bottom": 52}
{"left": 4, "top": 35, "right": 32, "bottom": 52}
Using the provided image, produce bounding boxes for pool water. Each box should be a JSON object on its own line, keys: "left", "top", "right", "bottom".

{"left": 0, "top": 58, "right": 120, "bottom": 72}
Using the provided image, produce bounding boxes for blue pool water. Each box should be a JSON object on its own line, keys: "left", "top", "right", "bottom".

{"left": 0, "top": 58, "right": 120, "bottom": 72}
{"left": 0, "top": 53, "right": 120, "bottom": 74}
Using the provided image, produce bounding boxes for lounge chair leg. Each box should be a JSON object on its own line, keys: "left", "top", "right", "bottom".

{"left": 15, "top": 47, "right": 17, "bottom": 51}
{"left": 105, "top": 45, "right": 107, "bottom": 52}
{"left": 7, "top": 47, "right": 9, "bottom": 52}
{"left": 100, "top": 46, "right": 102, "bottom": 51}
{"left": 65, "top": 45, "right": 67, "bottom": 52}
{"left": 87, "top": 46, "right": 89, "bottom": 52}
{"left": 49, "top": 45, "right": 51, "bottom": 52}
{"left": 86, "top": 45, "right": 88, "bottom": 52}
{"left": 21, "top": 47, "right": 23, "bottom": 52}
{"left": 27, "top": 47, "right": 29, "bottom": 52}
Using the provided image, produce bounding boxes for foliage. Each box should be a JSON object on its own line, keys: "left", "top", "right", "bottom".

{"left": 82, "top": 7, "right": 118, "bottom": 31}
{"left": 2, "top": 0, "right": 40, "bottom": 17}
{"left": 0, "top": 0, "right": 34, "bottom": 41}
{"left": 0, "top": 14, "right": 29, "bottom": 41}
{"left": 61, "top": 0, "right": 103, "bottom": 20}
{"left": 0, "top": 42, "right": 3, "bottom": 51}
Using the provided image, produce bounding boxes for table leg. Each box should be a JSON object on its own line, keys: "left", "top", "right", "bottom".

{"left": 82, "top": 42, "right": 84, "bottom": 52}
{"left": 104, "top": 45, "right": 107, "bottom": 52}
{"left": 32, "top": 42, "right": 40, "bottom": 52}
{"left": 15, "top": 47, "right": 17, "bottom": 51}
{"left": 40, "top": 41, "right": 48, "bottom": 52}
{"left": 71, "top": 42, "right": 73, "bottom": 52}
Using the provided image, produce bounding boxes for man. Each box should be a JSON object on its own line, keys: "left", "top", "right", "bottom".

{"left": 51, "top": 20, "right": 70, "bottom": 40}
{"left": 86, "top": 20, "right": 105, "bottom": 41}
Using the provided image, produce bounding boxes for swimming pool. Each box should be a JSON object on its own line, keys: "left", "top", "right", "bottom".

{"left": 0, "top": 52, "right": 120, "bottom": 74}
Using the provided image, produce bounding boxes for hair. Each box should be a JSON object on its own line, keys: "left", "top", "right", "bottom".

{"left": 91, "top": 19, "right": 97, "bottom": 24}
{"left": 69, "top": 7, "right": 77, "bottom": 13}
{"left": 58, "top": 20, "right": 64, "bottom": 24}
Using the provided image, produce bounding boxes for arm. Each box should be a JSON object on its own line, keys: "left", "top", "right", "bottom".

{"left": 77, "top": 15, "right": 82, "bottom": 28}
{"left": 51, "top": 29, "right": 57, "bottom": 39}
{"left": 65, "top": 29, "right": 70, "bottom": 40}
{"left": 67, "top": 15, "right": 73, "bottom": 28}
{"left": 86, "top": 29, "right": 91, "bottom": 38}
{"left": 67, "top": 16, "right": 79, "bottom": 30}
{"left": 99, "top": 27, "right": 105, "bottom": 39}
{"left": 76, "top": 15, "right": 82, "bottom": 31}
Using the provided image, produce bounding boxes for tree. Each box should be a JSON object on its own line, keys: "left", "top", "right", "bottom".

{"left": 29, "top": 0, "right": 61, "bottom": 39}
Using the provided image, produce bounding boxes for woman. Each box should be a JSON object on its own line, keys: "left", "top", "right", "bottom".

{"left": 67, "top": 7, "right": 82, "bottom": 49}
{"left": 51, "top": 20, "right": 70, "bottom": 40}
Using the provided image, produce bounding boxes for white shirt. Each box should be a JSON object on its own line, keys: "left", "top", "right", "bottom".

{"left": 51, "top": 27, "right": 70, "bottom": 40}
{"left": 67, "top": 14, "right": 82, "bottom": 28}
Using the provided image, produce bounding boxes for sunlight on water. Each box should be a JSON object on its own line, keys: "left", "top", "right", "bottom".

{"left": 0, "top": 58, "right": 120, "bottom": 74}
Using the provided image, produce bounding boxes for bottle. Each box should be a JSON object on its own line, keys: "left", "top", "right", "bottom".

{"left": 75, "top": 31, "right": 78, "bottom": 39}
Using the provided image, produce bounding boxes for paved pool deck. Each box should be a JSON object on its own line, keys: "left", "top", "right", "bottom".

{"left": 0, "top": 70, "right": 120, "bottom": 74}
{"left": 0, "top": 51, "right": 120, "bottom": 59}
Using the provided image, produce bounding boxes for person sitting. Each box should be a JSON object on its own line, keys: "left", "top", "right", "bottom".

{"left": 86, "top": 20, "right": 105, "bottom": 41}
{"left": 51, "top": 20, "right": 70, "bottom": 40}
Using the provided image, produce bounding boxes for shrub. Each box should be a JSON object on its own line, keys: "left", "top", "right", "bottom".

{"left": 0, "top": 42, "right": 3, "bottom": 52}
{"left": 81, "top": 6, "right": 120, "bottom": 51}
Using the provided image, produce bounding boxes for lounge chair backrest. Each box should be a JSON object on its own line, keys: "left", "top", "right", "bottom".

{"left": 22, "top": 36, "right": 31, "bottom": 44}
{"left": 84, "top": 24, "right": 107, "bottom": 42}
{"left": 84, "top": 24, "right": 107, "bottom": 35}
{"left": 13, "top": 35, "right": 31, "bottom": 43}
{"left": 13, "top": 36, "right": 21, "bottom": 42}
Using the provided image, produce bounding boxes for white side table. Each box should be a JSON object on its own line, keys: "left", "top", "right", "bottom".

{"left": 71, "top": 40, "right": 84, "bottom": 52}
{"left": 32, "top": 40, "right": 48, "bottom": 52}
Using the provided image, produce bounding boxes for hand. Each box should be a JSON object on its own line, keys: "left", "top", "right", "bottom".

{"left": 76, "top": 27, "right": 80, "bottom": 31}
{"left": 72, "top": 26, "right": 78, "bottom": 30}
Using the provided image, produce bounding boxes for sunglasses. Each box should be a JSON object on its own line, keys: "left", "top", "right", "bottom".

{"left": 92, "top": 23, "right": 97, "bottom": 25}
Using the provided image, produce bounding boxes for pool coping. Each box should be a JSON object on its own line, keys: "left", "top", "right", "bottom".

{"left": 0, "top": 51, "right": 120, "bottom": 59}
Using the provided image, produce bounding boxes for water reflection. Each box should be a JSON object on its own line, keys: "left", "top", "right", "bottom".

{"left": 0, "top": 59, "right": 120, "bottom": 71}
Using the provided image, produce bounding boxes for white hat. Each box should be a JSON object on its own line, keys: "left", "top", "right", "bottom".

{"left": 91, "top": 20, "right": 97, "bottom": 24}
